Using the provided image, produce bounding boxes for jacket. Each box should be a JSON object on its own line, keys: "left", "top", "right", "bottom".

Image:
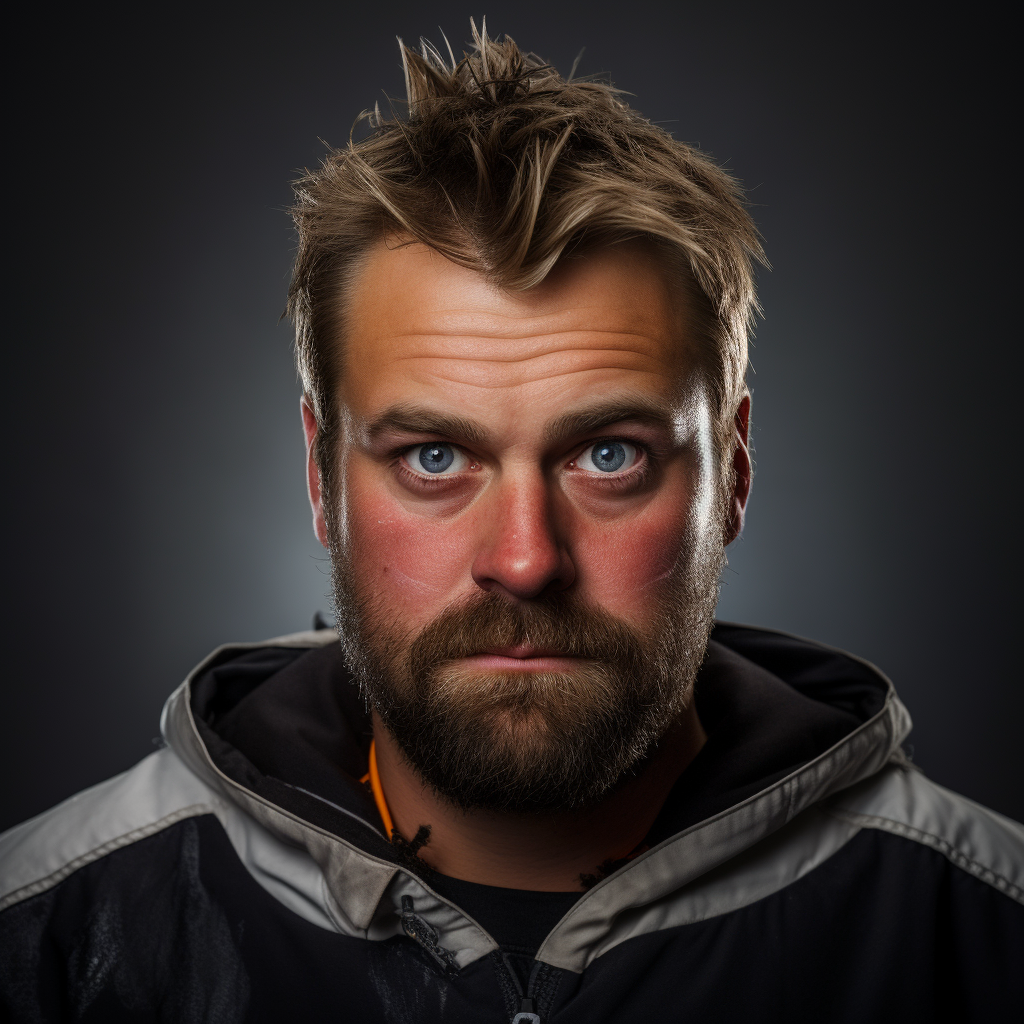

{"left": 1, "top": 622, "right": 1022, "bottom": 1022}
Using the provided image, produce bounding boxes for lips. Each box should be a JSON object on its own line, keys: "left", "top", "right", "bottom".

{"left": 477, "top": 645, "right": 570, "bottom": 659}
{"left": 455, "top": 646, "right": 586, "bottom": 672}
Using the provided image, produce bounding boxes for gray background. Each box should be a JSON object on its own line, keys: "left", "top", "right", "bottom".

{"left": 4, "top": 1, "right": 1020, "bottom": 831}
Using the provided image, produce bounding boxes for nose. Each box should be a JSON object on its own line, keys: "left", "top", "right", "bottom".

{"left": 471, "top": 471, "right": 576, "bottom": 600}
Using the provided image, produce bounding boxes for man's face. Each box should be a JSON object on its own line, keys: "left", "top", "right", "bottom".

{"left": 309, "top": 239, "right": 732, "bottom": 812}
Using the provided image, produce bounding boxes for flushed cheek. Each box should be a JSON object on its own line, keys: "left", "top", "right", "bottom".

{"left": 573, "top": 504, "right": 691, "bottom": 624}
{"left": 345, "top": 486, "right": 479, "bottom": 630}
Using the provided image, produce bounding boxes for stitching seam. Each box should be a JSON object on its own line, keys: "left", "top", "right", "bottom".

{"left": 826, "top": 807, "right": 1024, "bottom": 905}
{"left": 0, "top": 804, "right": 212, "bottom": 913}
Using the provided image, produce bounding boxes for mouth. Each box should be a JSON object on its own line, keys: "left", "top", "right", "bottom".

{"left": 456, "top": 645, "right": 585, "bottom": 672}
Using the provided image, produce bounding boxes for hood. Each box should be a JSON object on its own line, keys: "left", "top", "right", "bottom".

{"left": 160, "top": 622, "right": 911, "bottom": 973}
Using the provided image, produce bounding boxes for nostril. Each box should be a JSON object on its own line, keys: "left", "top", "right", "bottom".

{"left": 471, "top": 543, "right": 575, "bottom": 600}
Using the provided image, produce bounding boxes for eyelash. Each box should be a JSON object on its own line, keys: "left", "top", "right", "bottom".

{"left": 394, "top": 458, "right": 472, "bottom": 491}
{"left": 581, "top": 442, "right": 658, "bottom": 495}
{"left": 581, "top": 449, "right": 653, "bottom": 491}
{"left": 392, "top": 438, "right": 656, "bottom": 491}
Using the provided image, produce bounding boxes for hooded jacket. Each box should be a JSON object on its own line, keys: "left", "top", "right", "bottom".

{"left": 1, "top": 622, "right": 1021, "bottom": 1022}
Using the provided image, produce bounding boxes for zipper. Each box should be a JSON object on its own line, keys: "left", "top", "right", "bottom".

{"left": 503, "top": 953, "right": 543, "bottom": 1024}
{"left": 401, "top": 896, "right": 547, "bottom": 1020}
{"left": 400, "top": 895, "right": 460, "bottom": 979}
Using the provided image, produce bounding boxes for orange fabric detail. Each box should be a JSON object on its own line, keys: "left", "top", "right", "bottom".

{"left": 362, "top": 739, "right": 646, "bottom": 863}
{"left": 366, "top": 739, "right": 395, "bottom": 839}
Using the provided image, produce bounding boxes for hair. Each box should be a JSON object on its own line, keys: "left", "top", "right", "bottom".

{"left": 287, "top": 20, "right": 765, "bottom": 494}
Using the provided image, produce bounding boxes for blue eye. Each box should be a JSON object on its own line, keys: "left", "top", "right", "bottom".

{"left": 579, "top": 441, "right": 639, "bottom": 474}
{"left": 419, "top": 444, "right": 454, "bottom": 473}
{"left": 405, "top": 443, "right": 467, "bottom": 476}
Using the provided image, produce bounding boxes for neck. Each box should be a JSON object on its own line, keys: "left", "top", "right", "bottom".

{"left": 371, "top": 705, "right": 706, "bottom": 892}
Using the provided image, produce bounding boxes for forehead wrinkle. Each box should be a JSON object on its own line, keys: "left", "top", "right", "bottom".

{"left": 392, "top": 326, "right": 667, "bottom": 342}
{"left": 377, "top": 334, "right": 671, "bottom": 364}
{"left": 410, "top": 364, "right": 665, "bottom": 392}
{"left": 386, "top": 348, "right": 668, "bottom": 377}
{"left": 385, "top": 356, "right": 663, "bottom": 380}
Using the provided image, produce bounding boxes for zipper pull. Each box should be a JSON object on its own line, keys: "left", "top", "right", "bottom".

{"left": 511, "top": 998, "right": 541, "bottom": 1024}
{"left": 501, "top": 952, "right": 544, "bottom": 1023}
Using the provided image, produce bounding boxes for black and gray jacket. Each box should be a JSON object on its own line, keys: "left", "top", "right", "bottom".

{"left": 1, "top": 623, "right": 1021, "bottom": 1022}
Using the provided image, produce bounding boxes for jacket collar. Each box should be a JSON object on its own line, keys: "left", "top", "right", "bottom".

{"left": 161, "top": 623, "right": 911, "bottom": 971}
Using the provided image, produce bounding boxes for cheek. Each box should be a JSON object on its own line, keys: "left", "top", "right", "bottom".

{"left": 573, "top": 503, "right": 690, "bottom": 621}
{"left": 344, "top": 472, "right": 478, "bottom": 629}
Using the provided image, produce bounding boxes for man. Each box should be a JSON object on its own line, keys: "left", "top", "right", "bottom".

{"left": 1, "top": 23, "right": 1020, "bottom": 1022}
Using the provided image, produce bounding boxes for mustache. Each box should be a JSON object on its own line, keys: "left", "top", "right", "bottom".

{"left": 407, "top": 591, "right": 650, "bottom": 679}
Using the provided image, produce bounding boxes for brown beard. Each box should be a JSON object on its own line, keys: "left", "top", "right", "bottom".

{"left": 329, "top": 524, "right": 724, "bottom": 814}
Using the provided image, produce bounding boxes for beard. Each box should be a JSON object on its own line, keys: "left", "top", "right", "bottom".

{"left": 329, "top": 520, "right": 724, "bottom": 814}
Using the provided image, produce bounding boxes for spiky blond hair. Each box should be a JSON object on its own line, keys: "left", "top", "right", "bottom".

{"left": 288, "top": 20, "right": 765, "bottom": 482}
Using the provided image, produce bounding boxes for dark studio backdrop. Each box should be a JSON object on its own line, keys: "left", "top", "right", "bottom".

{"left": 4, "top": 1, "right": 1020, "bottom": 832}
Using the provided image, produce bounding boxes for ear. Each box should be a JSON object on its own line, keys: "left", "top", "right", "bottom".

{"left": 723, "top": 395, "right": 752, "bottom": 545}
{"left": 301, "top": 396, "right": 330, "bottom": 548}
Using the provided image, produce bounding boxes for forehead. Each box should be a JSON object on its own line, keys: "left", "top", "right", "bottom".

{"left": 339, "top": 239, "right": 693, "bottom": 422}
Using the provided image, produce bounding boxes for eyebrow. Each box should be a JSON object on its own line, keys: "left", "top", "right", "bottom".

{"left": 364, "top": 396, "right": 674, "bottom": 450}
{"left": 366, "top": 405, "right": 493, "bottom": 447}
{"left": 543, "top": 397, "right": 674, "bottom": 444}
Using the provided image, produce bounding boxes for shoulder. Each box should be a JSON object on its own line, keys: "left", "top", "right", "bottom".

{"left": 0, "top": 627, "right": 341, "bottom": 917}
{"left": 0, "top": 746, "right": 220, "bottom": 913}
{"left": 0, "top": 751, "right": 255, "bottom": 1022}
{"left": 825, "top": 761, "right": 1024, "bottom": 905}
